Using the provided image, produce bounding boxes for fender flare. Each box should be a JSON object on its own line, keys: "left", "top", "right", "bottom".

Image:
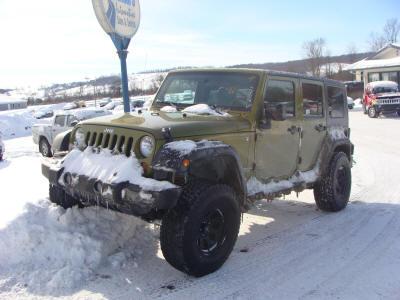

{"left": 152, "top": 141, "right": 247, "bottom": 207}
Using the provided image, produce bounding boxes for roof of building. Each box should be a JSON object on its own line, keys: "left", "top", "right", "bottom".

{"left": 0, "top": 95, "right": 27, "bottom": 105}
{"left": 344, "top": 43, "right": 400, "bottom": 71}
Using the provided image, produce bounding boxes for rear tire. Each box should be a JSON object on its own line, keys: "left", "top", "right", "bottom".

{"left": 160, "top": 181, "right": 241, "bottom": 277}
{"left": 49, "top": 184, "right": 81, "bottom": 209}
{"left": 314, "top": 152, "right": 351, "bottom": 212}
{"left": 39, "top": 138, "right": 52, "bottom": 157}
{"left": 397, "top": 111, "right": 400, "bottom": 117}
{"left": 368, "top": 106, "right": 378, "bottom": 118}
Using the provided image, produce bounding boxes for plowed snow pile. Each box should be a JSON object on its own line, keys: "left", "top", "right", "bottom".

{"left": 0, "top": 200, "right": 153, "bottom": 293}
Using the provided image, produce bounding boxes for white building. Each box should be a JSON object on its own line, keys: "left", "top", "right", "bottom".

{"left": 344, "top": 43, "right": 400, "bottom": 85}
{"left": 0, "top": 95, "right": 28, "bottom": 111}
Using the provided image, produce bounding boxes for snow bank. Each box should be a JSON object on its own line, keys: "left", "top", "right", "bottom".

{"left": 247, "top": 167, "right": 319, "bottom": 196}
{"left": 0, "top": 110, "right": 36, "bottom": 139}
{"left": 0, "top": 200, "right": 152, "bottom": 293}
{"left": 182, "top": 104, "right": 228, "bottom": 116}
{"left": 60, "top": 147, "right": 176, "bottom": 192}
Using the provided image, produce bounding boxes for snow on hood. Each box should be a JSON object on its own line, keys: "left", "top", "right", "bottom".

{"left": 160, "top": 105, "right": 178, "bottom": 113}
{"left": 59, "top": 147, "right": 176, "bottom": 192}
{"left": 182, "top": 104, "right": 229, "bottom": 116}
{"left": 0, "top": 200, "right": 155, "bottom": 293}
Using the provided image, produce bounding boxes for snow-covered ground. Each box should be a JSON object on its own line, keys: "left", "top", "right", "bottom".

{"left": 0, "top": 111, "right": 400, "bottom": 299}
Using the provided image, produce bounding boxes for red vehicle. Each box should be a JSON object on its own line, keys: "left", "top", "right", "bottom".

{"left": 363, "top": 81, "right": 400, "bottom": 118}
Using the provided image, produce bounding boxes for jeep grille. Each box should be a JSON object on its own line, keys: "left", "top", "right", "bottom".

{"left": 85, "top": 131, "right": 135, "bottom": 156}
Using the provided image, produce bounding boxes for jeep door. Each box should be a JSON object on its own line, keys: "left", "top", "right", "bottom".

{"left": 255, "top": 77, "right": 300, "bottom": 180}
{"left": 298, "top": 80, "right": 327, "bottom": 172}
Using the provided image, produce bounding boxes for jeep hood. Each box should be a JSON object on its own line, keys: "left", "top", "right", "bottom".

{"left": 80, "top": 110, "right": 252, "bottom": 139}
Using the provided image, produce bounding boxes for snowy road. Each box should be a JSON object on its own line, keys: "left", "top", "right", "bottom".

{"left": 0, "top": 111, "right": 400, "bottom": 299}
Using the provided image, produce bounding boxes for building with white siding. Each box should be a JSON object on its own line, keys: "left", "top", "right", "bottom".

{"left": 0, "top": 95, "right": 28, "bottom": 111}
{"left": 344, "top": 43, "right": 400, "bottom": 86}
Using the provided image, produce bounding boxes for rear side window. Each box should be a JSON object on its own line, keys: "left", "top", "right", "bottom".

{"left": 302, "top": 83, "right": 323, "bottom": 117}
{"left": 264, "top": 79, "right": 295, "bottom": 121}
{"left": 54, "top": 115, "right": 66, "bottom": 127}
{"left": 327, "top": 86, "right": 345, "bottom": 118}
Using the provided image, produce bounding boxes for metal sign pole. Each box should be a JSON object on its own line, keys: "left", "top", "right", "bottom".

{"left": 117, "top": 49, "right": 130, "bottom": 113}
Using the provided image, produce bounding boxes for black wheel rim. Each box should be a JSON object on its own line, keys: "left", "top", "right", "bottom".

{"left": 334, "top": 165, "right": 349, "bottom": 198}
{"left": 197, "top": 209, "right": 227, "bottom": 255}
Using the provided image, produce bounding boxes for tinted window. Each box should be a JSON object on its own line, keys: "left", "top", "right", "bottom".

{"left": 54, "top": 115, "right": 66, "bottom": 127}
{"left": 327, "top": 86, "right": 345, "bottom": 118}
{"left": 155, "top": 73, "right": 259, "bottom": 111}
{"left": 302, "top": 83, "right": 323, "bottom": 117}
{"left": 264, "top": 80, "right": 295, "bottom": 121}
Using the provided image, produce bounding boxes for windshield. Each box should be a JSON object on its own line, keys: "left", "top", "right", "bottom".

{"left": 154, "top": 72, "right": 259, "bottom": 111}
{"left": 372, "top": 85, "right": 399, "bottom": 94}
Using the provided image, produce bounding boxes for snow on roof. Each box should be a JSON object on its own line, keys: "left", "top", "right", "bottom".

{"left": 58, "top": 108, "right": 111, "bottom": 120}
{"left": 0, "top": 95, "right": 27, "bottom": 104}
{"left": 366, "top": 81, "right": 398, "bottom": 88}
{"left": 344, "top": 56, "right": 400, "bottom": 71}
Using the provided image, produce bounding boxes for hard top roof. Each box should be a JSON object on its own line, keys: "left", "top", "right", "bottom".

{"left": 169, "top": 68, "right": 344, "bottom": 86}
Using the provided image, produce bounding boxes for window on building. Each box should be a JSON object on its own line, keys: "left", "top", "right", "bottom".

{"left": 302, "top": 83, "right": 323, "bottom": 117}
{"left": 381, "top": 72, "right": 398, "bottom": 83}
{"left": 264, "top": 79, "right": 295, "bottom": 121}
{"left": 327, "top": 86, "right": 345, "bottom": 118}
{"left": 368, "top": 73, "right": 380, "bottom": 82}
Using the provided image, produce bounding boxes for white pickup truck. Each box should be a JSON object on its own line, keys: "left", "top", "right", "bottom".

{"left": 32, "top": 108, "right": 111, "bottom": 157}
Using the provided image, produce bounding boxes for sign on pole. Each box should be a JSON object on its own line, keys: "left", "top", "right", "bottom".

{"left": 92, "top": 0, "right": 141, "bottom": 113}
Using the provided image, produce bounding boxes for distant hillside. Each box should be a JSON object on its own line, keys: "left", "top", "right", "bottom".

{"left": 230, "top": 52, "right": 373, "bottom": 73}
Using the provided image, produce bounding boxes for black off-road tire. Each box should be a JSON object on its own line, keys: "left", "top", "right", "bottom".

{"left": 313, "top": 152, "right": 351, "bottom": 212}
{"left": 49, "top": 184, "right": 81, "bottom": 209}
{"left": 396, "top": 111, "right": 400, "bottom": 117}
{"left": 368, "top": 106, "right": 378, "bottom": 118}
{"left": 39, "top": 138, "right": 53, "bottom": 157}
{"left": 160, "top": 181, "right": 241, "bottom": 277}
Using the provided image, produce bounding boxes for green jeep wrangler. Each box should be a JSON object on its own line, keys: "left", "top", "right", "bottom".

{"left": 42, "top": 68, "right": 353, "bottom": 277}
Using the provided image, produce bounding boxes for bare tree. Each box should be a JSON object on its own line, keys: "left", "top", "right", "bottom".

{"left": 383, "top": 18, "right": 400, "bottom": 43}
{"left": 302, "top": 38, "right": 326, "bottom": 77}
{"left": 369, "top": 32, "right": 387, "bottom": 52}
{"left": 347, "top": 43, "right": 358, "bottom": 63}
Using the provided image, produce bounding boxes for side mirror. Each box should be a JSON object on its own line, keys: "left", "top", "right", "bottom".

{"left": 70, "top": 120, "right": 79, "bottom": 127}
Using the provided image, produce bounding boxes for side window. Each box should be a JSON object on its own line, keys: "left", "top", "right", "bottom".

{"left": 302, "top": 83, "right": 323, "bottom": 117}
{"left": 264, "top": 79, "right": 295, "bottom": 121}
{"left": 327, "top": 86, "right": 345, "bottom": 118}
{"left": 54, "top": 115, "right": 66, "bottom": 127}
{"left": 67, "top": 115, "right": 78, "bottom": 127}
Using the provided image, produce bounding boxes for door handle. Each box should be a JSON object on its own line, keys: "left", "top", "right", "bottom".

{"left": 315, "top": 124, "right": 326, "bottom": 132}
{"left": 287, "top": 125, "right": 298, "bottom": 135}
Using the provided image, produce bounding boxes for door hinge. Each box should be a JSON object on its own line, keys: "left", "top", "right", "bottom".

{"left": 254, "top": 133, "right": 258, "bottom": 142}
{"left": 252, "top": 162, "right": 256, "bottom": 170}
{"left": 298, "top": 157, "right": 302, "bottom": 164}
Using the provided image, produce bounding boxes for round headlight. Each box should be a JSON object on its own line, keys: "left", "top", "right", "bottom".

{"left": 74, "top": 128, "right": 86, "bottom": 149}
{"left": 140, "top": 136, "right": 155, "bottom": 158}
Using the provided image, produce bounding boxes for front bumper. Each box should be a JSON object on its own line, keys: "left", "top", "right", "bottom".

{"left": 42, "top": 160, "right": 182, "bottom": 217}
{"left": 374, "top": 103, "right": 400, "bottom": 113}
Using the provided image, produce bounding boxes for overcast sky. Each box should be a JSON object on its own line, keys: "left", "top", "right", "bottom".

{"left": 0, "top": 0, "right": 399, "bottom": 88}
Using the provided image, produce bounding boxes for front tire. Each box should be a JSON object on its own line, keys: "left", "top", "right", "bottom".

{"left": 160, "top": 182, "right": 241, "bottom": 277}
{"left": 314, "top": 152, "right": 351, "bottom": 212}
{"left": 49, "top": 184, "right": 81, "bottom": 209}
{"left": 368, "top": 106, "right": 378, "bottom": 118}
{"left": 39, "top": 138, "right": 52, "bottom": 157}
{"left": 397, "top": 111, "right": 400, "bottom": 117}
